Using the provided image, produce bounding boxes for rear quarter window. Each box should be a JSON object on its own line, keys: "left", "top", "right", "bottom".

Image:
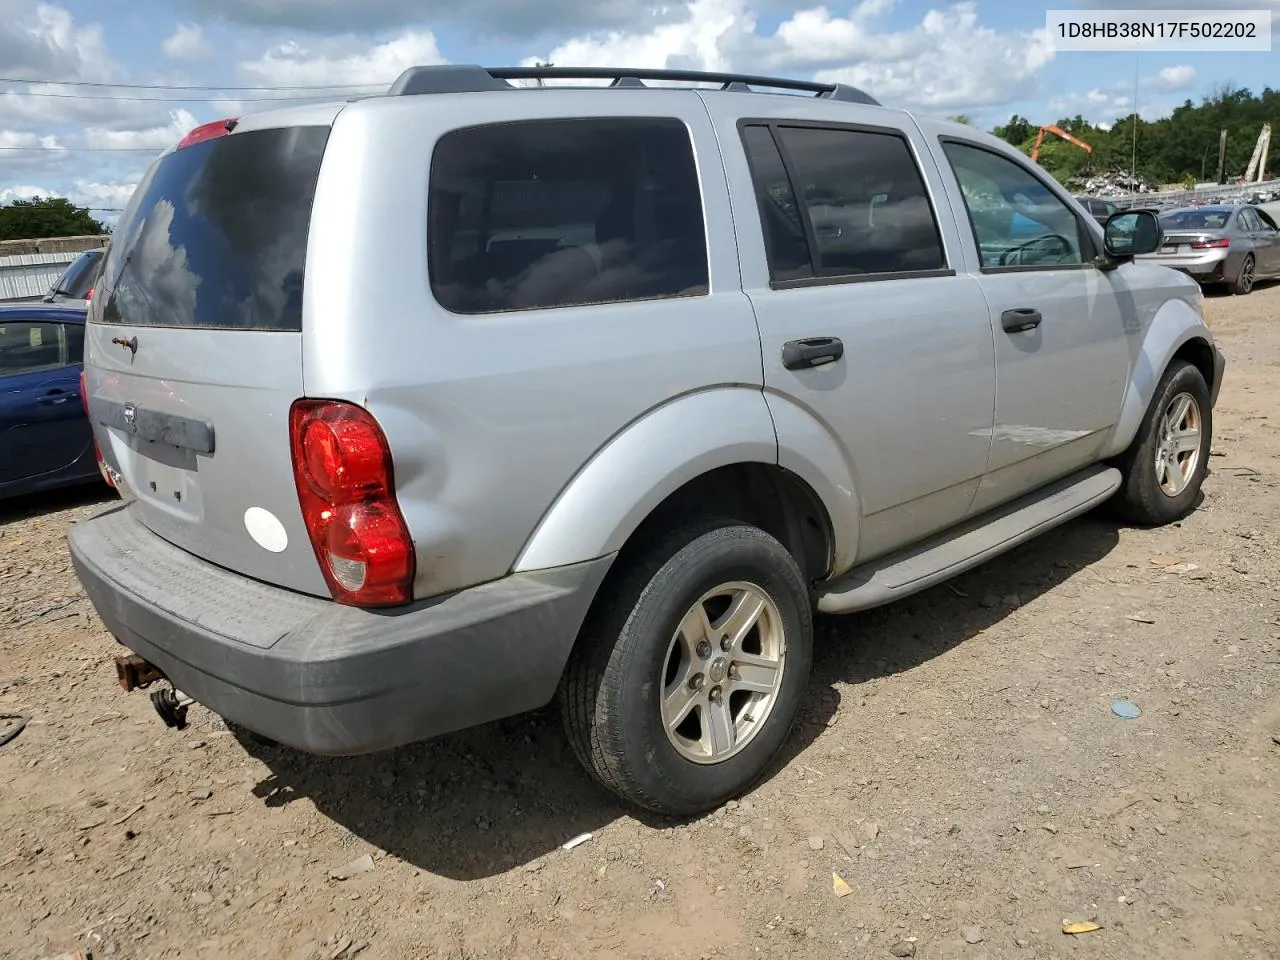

{"left": 98, "top": 125, "right": 330, "bottom": 331}
{"left": 428, "top": 117, "right": 709, "bottom": 314}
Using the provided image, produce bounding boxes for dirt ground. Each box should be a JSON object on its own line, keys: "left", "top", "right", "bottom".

{"left": 3, "top": 286, "right": 1279, "bottom": 960}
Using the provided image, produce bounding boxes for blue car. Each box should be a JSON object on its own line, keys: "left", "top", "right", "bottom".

{"left": 0, "top": 303, "right": 104, "bottom": 500}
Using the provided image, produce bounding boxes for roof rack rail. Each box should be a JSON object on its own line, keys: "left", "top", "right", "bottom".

{"left": 387, "top": 65, "right": 880, "bottom": 106}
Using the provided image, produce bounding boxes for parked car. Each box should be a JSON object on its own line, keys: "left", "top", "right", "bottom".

{"left": 42, "top": 248, "right": 106, "bottom": 308}
{"left": 1139, "top": 204, "right": 1280, "bottom": 294}
{"left": 0, "top": 303, "right": 103, "bottom": 500}
{"left": 69, "top": 65, "right": 1225, "bottom": 817}
{"left": 1073, "top": 195, "right": 1119, "bottom": 225}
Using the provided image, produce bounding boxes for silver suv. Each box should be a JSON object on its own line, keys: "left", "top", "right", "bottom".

{"left": 70, "top": 66, "right": 1224, "bottom": 817}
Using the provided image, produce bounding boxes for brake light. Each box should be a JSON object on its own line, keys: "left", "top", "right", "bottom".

{"left": 289, "top": 400, "right": 414, "bottom": 607}
{"left": 84, "top": 287, "right": 93, "bottom": 301}
{"left": 176, "top": 117, "right": 239, "bottom": 151}
{"left": 80, "top": 369, "right": 113, "bottom": 488}
{"left": 1190, "top": 238, "right": 1230, "bottom": 249}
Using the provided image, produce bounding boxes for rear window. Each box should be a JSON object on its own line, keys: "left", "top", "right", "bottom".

{"left": 1160, "top": 209, "right": 1232, "bottom": 231}
{"left": 428, "top": 118, "right": 709, "bottom": 314}
{"left": 50, "top": 250, "right": 103, "bottom": 299}
{"left": 98, "top": 125, "right": 330, "bottom": 331}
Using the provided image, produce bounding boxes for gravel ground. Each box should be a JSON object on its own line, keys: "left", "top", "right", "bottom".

{"left": 2, "top": 284, "right": 1278, "bottom": 960}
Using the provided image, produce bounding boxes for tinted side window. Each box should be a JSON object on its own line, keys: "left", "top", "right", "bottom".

{"left": 1238, "top": 208, "right": 1260, "bottom": 231}
{"left": 773, "top": 126, "right": 945, "bottom": 277}
{"left": 942, "top": 141, "right": 1086, "bottom": 269}
{"left": 65, "top": 323, "right": 85, "bottom": 364}
{"left": 741, "top": 125, "right": 812, "bottom": 282}
{"left": 429, "top": 118, "right": 709, "bottom": 314}
{"left": 0, "top": 321, "right": 66, "bottom": 376}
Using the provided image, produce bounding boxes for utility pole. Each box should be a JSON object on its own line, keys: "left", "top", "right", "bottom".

{"left": 1130, "top": 55, "right": 1139, "bottom": 193}
{"left": 534, "top": 61, "right": 553, "bottom": 87}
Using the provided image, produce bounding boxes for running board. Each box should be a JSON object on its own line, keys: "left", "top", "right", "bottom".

{"left": 817, "top": 465, "right": 1122, "bottom": 614}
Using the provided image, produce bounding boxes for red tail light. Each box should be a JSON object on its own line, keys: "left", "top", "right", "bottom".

{"left": 1190, "top": 237, "right": 1230, "bottom": 249}
{"left": 176, "top": 117, "right": 239, "bottom": 151}
{"left": 289, "top": 400, "right": 414, "bottom": 607}
{"left": 84, "top": 287, "right": 94, "bottom": 301}
{"left": 80, "top": 369, "right": 113, "bottom": 488}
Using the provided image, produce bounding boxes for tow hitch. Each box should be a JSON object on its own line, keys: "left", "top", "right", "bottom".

{"left": 115, "top": 654, "right": 165, "bottom": 692}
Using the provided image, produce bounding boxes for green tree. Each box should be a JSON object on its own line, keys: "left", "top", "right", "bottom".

{"left": 0, "top": 196, "right": 107, "bottom": 241}
{"left": 993, "top": 114, "right": 1033, "bottom": 147}
{"left": 949, "top": 114, "right": 973, "bottom": 126}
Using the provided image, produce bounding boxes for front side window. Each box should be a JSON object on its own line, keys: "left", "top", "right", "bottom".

{"left": 429, "top": 118, "right": 709, "bottom": 314}
{"left": 943, "top": 141, "right": 1087, "bottom": 269}
{"left": 0, "top": 321, "right": 70, "bottom": 376}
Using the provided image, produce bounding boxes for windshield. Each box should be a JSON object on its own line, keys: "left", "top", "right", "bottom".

{"left": 98, "top": 125, "right": 330, "bottom": 331}
{"left": 49, "top": 250, "right": 104, "bottom": 298}
{"left": 1160, "top": 209, "right": 1232, "bottom": 231}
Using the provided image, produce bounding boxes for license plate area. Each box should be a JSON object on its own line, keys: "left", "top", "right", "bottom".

{"left": 1161, "top": 245, "right": 1178, "bottom": 254}
{"left": 128, "top": 436, "right": 203, "bottom": 521}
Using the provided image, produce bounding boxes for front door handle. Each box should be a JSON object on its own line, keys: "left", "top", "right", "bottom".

{"left": 782, "top": 337, "right": 844, "bottom": 370}
{"left": 38, "top": 388, "right": 72, "bottom": 406}
{"left": 1001, "top": 308, "right": 1042, "bottom": 333}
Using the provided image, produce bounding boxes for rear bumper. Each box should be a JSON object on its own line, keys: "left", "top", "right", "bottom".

{"left": 69, "top": 503, "right": 612, "bottom": 755}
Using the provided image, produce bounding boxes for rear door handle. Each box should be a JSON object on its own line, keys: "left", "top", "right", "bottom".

{"left": 782, "top": 337, "right": 844, "bottom": 370}
{"left": 1001, "top": 308, "right": 1042, "bottom": 333}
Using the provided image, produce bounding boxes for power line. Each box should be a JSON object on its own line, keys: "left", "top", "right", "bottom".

{"left": 0, "top": 146, "right": 157, "bottom": 152}
{"left": 0, "top": 76, "right": 386, "bottom": 92}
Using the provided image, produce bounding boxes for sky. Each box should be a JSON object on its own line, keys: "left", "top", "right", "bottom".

{"left": 2, "top": 0, "right": 1277, "bottom": 222}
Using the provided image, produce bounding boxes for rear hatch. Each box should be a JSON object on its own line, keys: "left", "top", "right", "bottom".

{"left": 86, "top": 121, "right": 332, "bottom": 596}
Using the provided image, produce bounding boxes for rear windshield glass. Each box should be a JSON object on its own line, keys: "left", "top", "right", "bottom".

{"left": 51, "top": 250, "right": 103, "bottom": 299}
{"left": 1160, "top": 209, "right": 1232, "bottom": 231}
{"left": 98, "top": 125, "right": 330, "bottom": 331}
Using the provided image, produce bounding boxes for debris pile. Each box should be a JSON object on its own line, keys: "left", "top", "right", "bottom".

{"left": 1067, "top": 169, "right": 1159, "bottom": 196}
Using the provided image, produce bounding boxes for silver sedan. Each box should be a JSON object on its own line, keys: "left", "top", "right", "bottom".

{"left": 1138, "top": 204, "right": 1280, "bottom": 294}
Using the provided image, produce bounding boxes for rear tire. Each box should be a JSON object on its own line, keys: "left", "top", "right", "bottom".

{"left": 1113, "top": 359, "right": 1212, "bottom": 525}
{"left": 560, "top": 518, "right": 813, "bottom": 817}
{"left": 1229, "top": 254, "right": 1255, "bottom": 295}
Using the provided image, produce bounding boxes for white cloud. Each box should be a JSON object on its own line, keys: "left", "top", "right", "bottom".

{"left": 0, "top": 184, "right": 50, "bottom": 204}
{"left": 528, "top": 0, "right": 1055, "bottom": 112}
{"left": 1152, "top": 65, "right": 1196, "bottom": 93}
{"left": 162, "top": 23, "right": 213, "bottom": 61}
{"left": 237, "top": 29, "right": 446, "bottom": 87}
{"left": 189, "top": 0, "right": 673, "bottom": 37}
{"left": 83, "top": 109, "right": 199, "bottom": 150}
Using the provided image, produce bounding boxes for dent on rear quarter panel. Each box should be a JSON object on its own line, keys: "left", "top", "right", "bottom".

{"left": 1106, "top": 294, "right": 1213, "bottom": 457}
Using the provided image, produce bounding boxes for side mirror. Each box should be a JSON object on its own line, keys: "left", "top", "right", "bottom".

{"left": 1102, "top": 210, "right": 1162, "bottom": 259}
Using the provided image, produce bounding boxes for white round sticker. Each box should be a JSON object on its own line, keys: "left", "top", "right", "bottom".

{"left": 244, "top": 507, "right": 288, "bottom": 553}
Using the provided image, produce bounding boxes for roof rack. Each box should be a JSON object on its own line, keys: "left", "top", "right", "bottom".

{"left": 387, "top": 65, "right": 880, "bottom": 106}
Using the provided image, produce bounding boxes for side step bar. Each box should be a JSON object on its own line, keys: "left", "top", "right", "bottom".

{"left": 818, "top": 465, "right": 1122, "bottom": 614}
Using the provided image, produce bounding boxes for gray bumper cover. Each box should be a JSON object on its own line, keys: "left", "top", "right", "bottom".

{"left": 69, "top": 503, "right": 612, "bottom": 755}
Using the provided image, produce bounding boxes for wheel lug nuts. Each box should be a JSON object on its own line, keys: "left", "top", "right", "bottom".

{"left": 720, "top": 636, "right": 731, "bottom": 652}
{"left": 728, "top": 664, "right": 740, "bottom": 680}
{"left": 708, "top": 686, "right": 722, "bottom": 703}
{"left": 689, "top": 673, "right": 705, "bottom": 691}
{"left": 696, "top": 641, "right": 711, "bottom": 659}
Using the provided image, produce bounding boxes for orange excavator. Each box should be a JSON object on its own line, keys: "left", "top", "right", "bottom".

{"left": 1030, "top": 124, "right": 1094, "bottom": 169}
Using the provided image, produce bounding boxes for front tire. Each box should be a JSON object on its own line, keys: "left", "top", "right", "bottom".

{"left": 560, "top": 518, "right": 813, "bottom": 817}
{"left": 1114, "top": 359, "right": 1212, "bottom": 525}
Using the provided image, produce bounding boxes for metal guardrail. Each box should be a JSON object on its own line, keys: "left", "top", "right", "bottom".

{"left": 1104, "top": 178, "right": 1280, "bottom": 210}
